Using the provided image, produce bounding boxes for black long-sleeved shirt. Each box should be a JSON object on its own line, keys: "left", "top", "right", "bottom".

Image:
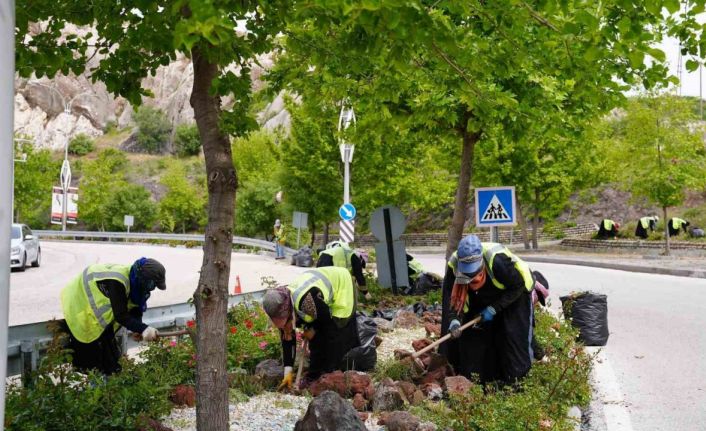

{"left": 445, "top": 253, "right": 527, "bottom": 322}
{"left": 316, "top": 253, "right": 367, "bottom": 290}
{"left": 97, "top": 279, "right": 148, "bottom": 334}
{"left": 280, "top": 287, "right": 331, "bottom": 367}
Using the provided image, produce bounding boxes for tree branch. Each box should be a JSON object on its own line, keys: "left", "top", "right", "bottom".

{"left": 521, "top": 1, "right": 559, "bottom": 31}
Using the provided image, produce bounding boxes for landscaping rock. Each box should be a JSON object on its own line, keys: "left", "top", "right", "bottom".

{"left": 378, "top": 411, "right": 420, "bottom": 431}
{"left": 420, "top": 383, "right": 443, "bottom": 400}
{"left": 294, "top": 390, "right": 366, "bottom": 431}
{"left": 254, "top": 359, "right": 283, "bottom": 389}
{"left": 344, "top": 370, "right": 374, "bottom": 398}
{"left": 445, "top": 375, "right": 473, "bottom": 396}
{"left": 396, "top": 381, "right": 417, "bottom": 402}
{"left": 358, "top": 412, "right": 370, "bottom": 422}
{"left": 421, "top": 311, "right": 441, "bottom": 324}
{"left": 352, "top": 393, "right": 368, "bottom": 411}
{"left": 394, "top": 349, "right": 413, "bottom": 360}
{"left": 308, "top": 371, "right": 347, "bottom": 397}
{"left": 137, "top": 417, "right": 174, "bottom": 431}
{"left": 393, "top": 310, "right": 419, "bottom": 329}
{"left": 412, "top": 390, "right": 426, "bottom": 405}
{"left": 412, "top": 338, "right": 432, "bottom": 352}
{"left": 374, "top": 317, "right": 394, "bottom": 333}
{"left": 423, "top": 322, "right": 441, "bottom": 338}
{"left": 417, "top": 422, "right": 438, "bottom": 431}
{"left": 169, "top": 385, "right": 196, "bottom": 407}
{"left": 372, "top": 382, "right": 404, "bottom": 412}
{"left": 420, "top": 367, "right": 447, "bottom": 386}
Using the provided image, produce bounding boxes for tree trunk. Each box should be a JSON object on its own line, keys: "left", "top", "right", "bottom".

{"left": 662, "top": 207, "right": 669, "bottom": 256}
{"left": 190, "top": 47, "right": 237, "bottom": 431}
{"left": 516, "top": 200, "right": 530, "bottom": 250}
{"left": 531, "top": 188, "right": 539, "bottom": 250}
{"left": 445, "top": 121, "right": 480, "bottom": 259}
{"left": 323, "top": 222, "right": 330, "bottom": 248}
{"left": 310, "top": 219, "right": 316, "bottom": 248}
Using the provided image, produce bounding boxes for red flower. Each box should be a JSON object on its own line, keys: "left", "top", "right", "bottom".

{"left": 258, "top": 341, "right": 269, "bottom": 350}
{"left": 245, "top": 320, "right": 254, "bottom": 329}
{"left": 186, "top": 320, "right": 195, "bottom": 328}
{"left": 230, "top": 326, "right": 237, "bottom": 334}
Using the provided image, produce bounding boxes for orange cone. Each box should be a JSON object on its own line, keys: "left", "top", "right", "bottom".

{"left": 234, "top": 275, "right": 242, "bottom": 294}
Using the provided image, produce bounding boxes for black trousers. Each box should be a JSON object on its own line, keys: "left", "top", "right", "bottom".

{"left": 635, "top": 223, "right": 648, "bottom": 239}
{"left": 65, "top": 322, "right": 122, "bottom": 375}
{"left": 307, "top": 315, "right": 359, "bottom": 379}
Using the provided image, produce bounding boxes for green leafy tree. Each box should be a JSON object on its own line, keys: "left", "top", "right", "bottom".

{"left": 158, "top": 162, "right": 206, "bottom": 233}
{"left": 133, "top": 106, "right": 172, "bottom": 154}
{"left": 67, "top": 133, "right": 96, "bottom": 156}
{"left": 78, "top": 149, "right": 129, "bottom": 231}
{"left": 604, "top": 94, "right": 706, "bottom": 254}
{"left": 104, "top": 184, "right": 158, "bottom": 231}
{"left": 13, "top": 140, "right": 60, "bottom": 226}
{"left": 174, "top": 124, "right": 201, "bottom": 157}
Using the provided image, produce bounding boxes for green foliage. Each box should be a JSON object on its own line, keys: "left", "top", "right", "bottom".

{"left": 104, "top": 183, "right": 158, "bottom": 231}
{"left": 78, "top": 149, "right": 129, "bottom": 231}
{"left": 133, "top": 106, "right": 172, "bottom": 154}
{"left": 174, "top": 124, "right": 201, "bottom": 157}
{"left": 373, "top": 358, "right": 415, "bottom": 383}
{"left": 12, "top": 139, "right": 59, "bottom": 226}
{"left": 68, "top": 133, "right": 96, "bottom": 156}
{"left": 158, "top": 161, "right": 206, "bottom": 233}
{"left": 225, "top": 301, "right": 282, "bottom": 372}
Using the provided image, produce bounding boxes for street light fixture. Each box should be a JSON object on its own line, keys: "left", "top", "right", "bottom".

{"left": 338, "top": 102, "right": 356, "bottom": 205}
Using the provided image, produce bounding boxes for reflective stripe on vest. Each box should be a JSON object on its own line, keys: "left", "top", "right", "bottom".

{"left": 289, "top": 267, "right": 353, "bottom": 323}
{"left": 482, "top": 243, "right": 534, "bottom": 292}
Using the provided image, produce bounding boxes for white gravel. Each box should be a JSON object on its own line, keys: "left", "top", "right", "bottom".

{"left": 376, "top": 326, "right": 427, "bottom": 361}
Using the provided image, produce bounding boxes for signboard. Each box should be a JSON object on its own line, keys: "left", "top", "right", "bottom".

{"left": 339, "top": 203, "right": 356, "bottom": 221}
{"left": 124, "top": 215, "right": 134, "bottom": 227}
{"left": 474, "top": 186, "right": 516, "bottom": 227}
{"left": 51, "top": 186, "right": 78, "bottom": 225}
{"left": 370, "top": 205, "right": 408, "bottom": 293}
{"left": 292, "top": 211, "right": 308, "bottom": 229}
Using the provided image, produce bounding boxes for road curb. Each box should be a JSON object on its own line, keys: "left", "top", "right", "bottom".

{"left": 520, "top": 255, "right": 706, "bottom": 279}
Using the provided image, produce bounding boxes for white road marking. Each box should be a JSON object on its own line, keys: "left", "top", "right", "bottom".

{"left": 588, "top": 347, "right": 634, "bottom": 431}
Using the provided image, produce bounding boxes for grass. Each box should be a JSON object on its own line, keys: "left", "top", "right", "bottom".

{"left": 373, "top": 358, "right": 416, "bottom": 383}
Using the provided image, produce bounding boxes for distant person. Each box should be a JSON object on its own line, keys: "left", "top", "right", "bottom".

{"left": 61, "top": 258, "right": 166, "bottom": 375}
{"left": 274, "top": 219, "right": 286, "bottom": 259}
{"left": 597, "top": 219, "right": 620, "bottom": 239}
{"left": 406, "top": 253, "right": 425, "bottom": 288}
{"left": 635, "top": 216, "right": 659, "bottom": 239}
{"left": 668, "top": 217, "right": 690, "bottom": 237}
{"left": 317, "top": 240, "right": 371, "bottom": 300}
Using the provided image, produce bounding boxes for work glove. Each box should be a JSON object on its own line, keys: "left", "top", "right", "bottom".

{"left": 448, "top": 319, "right": 462, "bottom": 339}
{"left": 302, "top": 328, "right": 316, "bottom": 341}
{"left": 480, "top": 306, "right": 496, "bottom": 322}
{"left": 141, "top": 326, "right": 159, "bottom": 342}
{"left": 278, "top": 366, "right": 294, "bottom": 391}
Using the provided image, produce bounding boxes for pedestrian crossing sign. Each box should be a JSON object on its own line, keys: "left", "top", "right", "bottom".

{"left": 475, "top": 186, "right": 516, "bottom": 227}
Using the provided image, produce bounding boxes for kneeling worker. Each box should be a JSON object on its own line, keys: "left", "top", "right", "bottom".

{"left": 61, "top": 258, "right": 167, "bottom": 375}
{"left": 597, "top": 219, "right": 620, "bottom": 239}
{"left": 635, "top": 216, "right": 658, "bottom": 239}
{"left": 668, "top": 217, "right": 690, "bottom": 237}
{"left": 317, "top": 241, "right": 371, "bottom": 300}
{"left": 441, "top": 235, "right": 534, "bottom": 384}
{"left": 262, "top": 266, "right": 369, "bottom": 389}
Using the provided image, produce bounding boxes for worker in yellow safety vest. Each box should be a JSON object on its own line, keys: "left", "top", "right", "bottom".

{"left": 441, "top": 235, "right": 535, "bottom": 384}
{"left": 317, "top": 240, "right": 371, "bottom": 300}
{"left": 261, "top": 266, "right": 373, "bottom": 389}
{"left": 635, "top": 216, "right": 659, "bottom": 239}
{"left": 668, "top": 217, "right": 690, "bottom": 237}
{"left": 597, "top": 219, "right": 620, "bottom": 239}
{"left": 61, "top": 258, "right": 167, "bottom": 375}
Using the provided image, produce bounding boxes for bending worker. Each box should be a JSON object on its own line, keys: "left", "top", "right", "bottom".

{"left": 597, "top": 219, "right": 620, "bottom": 239}
{"left": 668, "top": 217, "right": 690, "bottom": 237}
{"left": 262, "top": 266, "right": 368, "bottom": 389}
{"left": 317, "top": 240, "right": 371, "bottom": 300}
{"left": 61, "top": 258, "right": 167, "bottom": 375}
{"left": 441, "top": 235, "right": 534, "bottom": 384}
{"left": 635, "top": 216, "right": 659, "bottom": 239}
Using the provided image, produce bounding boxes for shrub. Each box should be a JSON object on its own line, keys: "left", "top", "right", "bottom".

{"left": 68, "top": 133, "right": 96, "bottom": 155}
{"left": 225, "top": 301, "right": 282, "bottom": 372}
{"left": 174, "top": 124, "right": 201, "bottom": 157}
{"left": 133, "top": 106, "right": 171, "bottom": 154}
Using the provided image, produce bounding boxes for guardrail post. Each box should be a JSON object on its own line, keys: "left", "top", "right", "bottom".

{"left": 20, "top": 339, "right": 38, "bottom": 387}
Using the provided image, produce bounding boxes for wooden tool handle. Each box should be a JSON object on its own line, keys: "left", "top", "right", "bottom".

{"left": 294, "top": 339, "right": 308, "bottom": 388}
{"left": 158, "top": 329, "right": 189, "bottom": 337}
{"left": 412, "top": 315, "right": 482, "bottom": 359}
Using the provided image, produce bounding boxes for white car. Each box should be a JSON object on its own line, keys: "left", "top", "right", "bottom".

{"left": 10, "top": 223, "right": 41, "bottom": 271}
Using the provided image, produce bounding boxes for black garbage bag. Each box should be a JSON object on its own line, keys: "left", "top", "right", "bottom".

{"left": 372, "top": 309, "right": 395, "bottom": 320}
{"left": 341, "top": 314, "right": 378, "bottom": 371}
{"left": 690, "top": 227, "right": 705, "bottom": 238}
{"left": 403, "top": 272, "right": 443, "bottom": 296}
{"left": 290, "top": 246, "right": 314, "bottom": 267}
{"left": 560, "top": 291, "right": 609, "bottom": 346}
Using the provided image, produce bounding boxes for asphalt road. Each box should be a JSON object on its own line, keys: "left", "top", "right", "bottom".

{"left": 9, "top": 244, "right": 706, "bottom": 430}
{"left": 414, "top": 254, "right": 706, "bottom": 431}
{"left": 8, "top": 241, "right": 307, "bottom": 326}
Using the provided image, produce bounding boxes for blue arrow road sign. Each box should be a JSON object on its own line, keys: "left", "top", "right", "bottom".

{"left": 475, "top": 186, "right": 516, "bottom": 227}
{"left": 339, "top": 203, "right": 356, "bottom": 221}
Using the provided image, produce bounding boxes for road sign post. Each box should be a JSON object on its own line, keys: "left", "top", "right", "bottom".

{"left": 475, "top": 186, "right": 517, "bottom": 242}
{"left": 124, "top": 215, "right": 134, "bottom": 234}
{"left": 338, "top": 102, "right": 356, "bottom": 242}
{"left": 292, "top": 211, "right": 308, "bottom": 249}
{"left": 60, "top": 159, "right": 72, "bottom": 231}
{"left": 339, "top": 203, "right": 356, "bottom": 243}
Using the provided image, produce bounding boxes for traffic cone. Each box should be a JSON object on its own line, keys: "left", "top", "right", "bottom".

{"left": 233, "top": 275, "right": 242, "bottom": 294}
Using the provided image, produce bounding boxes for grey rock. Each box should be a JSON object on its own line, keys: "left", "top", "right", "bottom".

{"left": 372, "top": 382, "right": 404, "bottom": 412}
{"left": 294, "top": 390, "right": 366, "bottom": 431}
{"left": 373, "top": 317, "right": 394, "bottom": 333}
{"left": 383, "top": 411, "right": 420, "bottom": 431}
{"left": 254, "top": 359, "right": 283, "bottom": 389}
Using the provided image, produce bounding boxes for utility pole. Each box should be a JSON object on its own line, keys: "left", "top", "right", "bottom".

{"left": 1, "top": 2, "right": 16, "bottom": 428}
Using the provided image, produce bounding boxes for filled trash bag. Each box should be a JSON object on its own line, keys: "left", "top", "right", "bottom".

{"left": 290, "top": 246, "right": 314, "bottom": 267}
{"left": 341, "top": 314, "right": 378, "bottom": 371}
{"left": 404, "top": 272, "right": 443, "bottom": 295}
{"left": 690, "top": 227, "right": 705, "bottom": 238}
{"left": 560, "top": 291, "right": 609, "bottom": 346}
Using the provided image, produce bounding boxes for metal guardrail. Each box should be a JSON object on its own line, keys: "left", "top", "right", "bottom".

{"left": 7, "top": 290, "right": 266, "bottom": 380}
{"left": 33, "top": 230, "right": 296, "bottom": 255}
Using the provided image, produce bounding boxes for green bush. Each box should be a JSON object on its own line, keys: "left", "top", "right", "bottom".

{"left": 174, "top": 124, "right": 201, "bottom": 157}
{"left": 133, "top": 106, "right": 171, "bottom": 154}
{"left": 103, "top": 183, "right": 157, "bottom": 231}
{"left": 68, "top": 133, "right": 96, "bottom": 155}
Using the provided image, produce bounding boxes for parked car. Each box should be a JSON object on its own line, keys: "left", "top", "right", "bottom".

{"left": 10, "top": 223, "right": 40, "bottom": 271}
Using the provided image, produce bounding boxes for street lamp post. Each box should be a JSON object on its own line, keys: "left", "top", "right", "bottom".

{"left": 338, "top": 103, "right": 356, "bottom": 205}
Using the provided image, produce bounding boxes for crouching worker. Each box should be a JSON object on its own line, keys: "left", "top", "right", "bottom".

{"left": 317, "top": 241, "right": 371, "bottom": 301}
{"left": 441, "top": 235, "right": 534, "bottom": 385}
{"left": 61, "top": 258, "right": 167, "bottom": 375}
{"left": 262, "top": 266, "right": 372, "bottom": 389}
